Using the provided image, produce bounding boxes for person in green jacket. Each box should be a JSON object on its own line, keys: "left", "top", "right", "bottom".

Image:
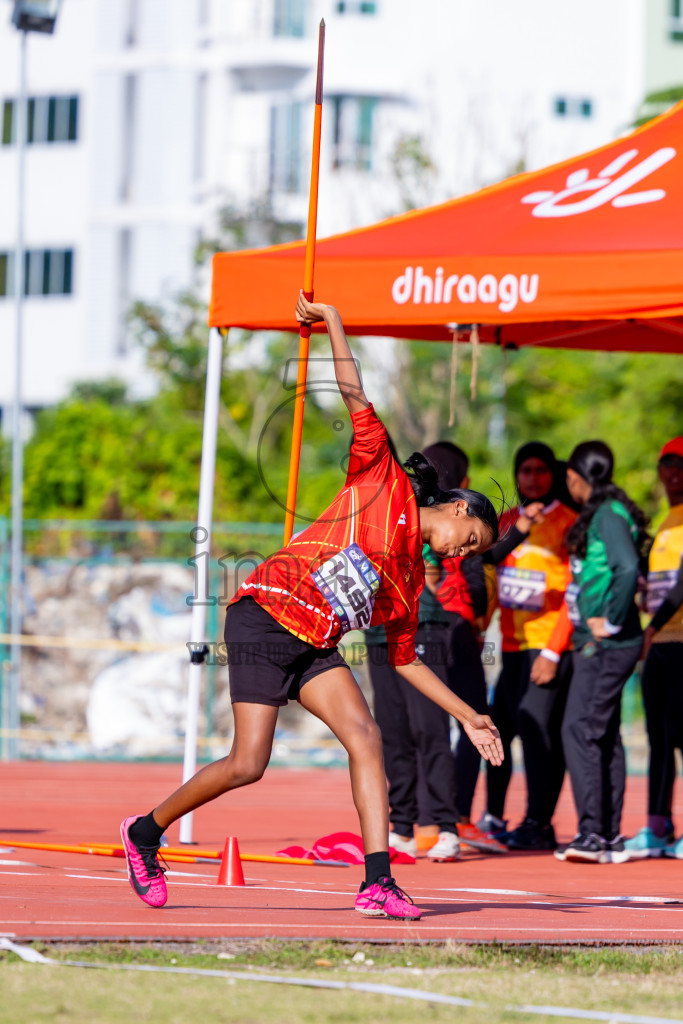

{"left": 556, "top": 441, "right": 650, "bottom": 865}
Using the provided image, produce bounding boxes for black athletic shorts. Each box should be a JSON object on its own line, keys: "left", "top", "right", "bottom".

{"left": 224, "top": 596, "right": 348, "bottom": 707}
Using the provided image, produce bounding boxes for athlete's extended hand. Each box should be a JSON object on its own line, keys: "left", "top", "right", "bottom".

{"left": 530, "top": 653, "right": 558, "bottom": 685}
{"left": 587, "top": 616, "right": 611, "bottom": 640}
{"left": 296, "top": 291, "right": 335, "bottom": 324}
{"left": 517, "top": 501, "right": 545, "bottom": 535}
{"left": 463, "top": 714, "right": 504, "bottom": 766}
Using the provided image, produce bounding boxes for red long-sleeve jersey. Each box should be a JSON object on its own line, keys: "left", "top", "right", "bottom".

{"left": 231, "top": 404, "right": 425, "bottom": 666}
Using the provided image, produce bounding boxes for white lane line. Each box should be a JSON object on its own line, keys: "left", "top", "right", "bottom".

{"left": 3, "top": 870, "right": 681, "bottom": 912}
{"left": 5, "top": 940, "right": 682, "bottom": 1024}
{"left": 0, "top": 871, "right": 45, "bottom": 877}
{"left": 5, "top": 864, "right": 679, "bottom": 907}
{"left": 431, "top": 887, "right": 683, "bottom": 905}
{"left": 166, "top": 870, "right": 216, "bottom": 879}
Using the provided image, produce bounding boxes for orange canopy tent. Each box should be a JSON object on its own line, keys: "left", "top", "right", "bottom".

{"left": 210, "top": 101, "right": 683, "bottom": 353}
{"left": 181, "top": 102, "right": 683, "bottom": 841}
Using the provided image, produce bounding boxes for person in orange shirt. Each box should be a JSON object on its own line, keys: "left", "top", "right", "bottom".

{"left": 477, "top": 443, "right": 576, "bottom": 851}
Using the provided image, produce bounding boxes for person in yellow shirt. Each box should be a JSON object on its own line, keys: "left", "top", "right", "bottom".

{"left": 624, "top": 437, "right": 683, "bottom": 860}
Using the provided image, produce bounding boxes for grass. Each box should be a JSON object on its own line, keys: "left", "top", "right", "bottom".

{"left": 2, "top": 940, "right": 683, "bottom": 1023}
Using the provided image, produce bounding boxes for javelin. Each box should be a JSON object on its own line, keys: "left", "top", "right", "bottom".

{"left": 283, "top": 19, "right": 325, "bottom": 546}
{"left": 4, "top": 838, "right": 348, "bottom": 867}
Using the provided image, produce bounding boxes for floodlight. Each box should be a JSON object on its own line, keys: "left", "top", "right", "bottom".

{"left": 11, "top": 0, "right": 61, "bottom": 35}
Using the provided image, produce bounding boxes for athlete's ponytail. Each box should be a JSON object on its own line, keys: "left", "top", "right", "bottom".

{"left": 403, "top": 452, "right": 442, "bottom": 506}
{"left": 403, "top": 451, "right": 500, "bottom": 544}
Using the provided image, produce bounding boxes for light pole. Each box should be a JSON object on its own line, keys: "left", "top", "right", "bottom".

{"left": 4, "top": 0, "right": 62, "bottom": 761}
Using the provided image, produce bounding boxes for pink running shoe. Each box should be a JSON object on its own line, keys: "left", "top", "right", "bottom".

{"left": 120, "top": 816, "right": 167, "bottom": 908}
{"left": 354, "top": 876, "right": 421, "bottom": 921}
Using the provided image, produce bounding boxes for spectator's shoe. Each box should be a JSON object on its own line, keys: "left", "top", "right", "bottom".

{"left": 560, "top": 833, "right": 609, "bottom": 864}
{"left": 665, "top": 835, "right": 683, "bottom": 860}
{"left": 505, "top": 818, "right": 557, "bottom": 851}
{"left": 476, "top": 812, "right": 508, "bottom": 842}
{"left": 415, "top": 825, "right": 440, "bottom": 852}
{"left": 605, "top": 835, "right": 630, "bottom": 864}
{"left": 553, "top": 838, "right": 573, "bottom": 862}
{"left": 426, "top": 831, "right": 461, "bottom": 862}
{"left": 120, "top": 816, "right": 168, "bottom": 907}
{"left": 355, "top": 876, "right": 421, "bottom": 920}
{"left": 456, "top": 822, "right": 507, "bottom": 854}
{"left": 622, "top": 827, "right": 669, "bottom": 860}
{"left": 388, "top": 832, "right": 417, "bottom": 859}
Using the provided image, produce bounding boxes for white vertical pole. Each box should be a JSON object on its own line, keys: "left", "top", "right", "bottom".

{"left": 7, "top": 30, "right": 28, "bottom": 762}
{"left": 179, "top": 326, "right": 225, "bottom": 843}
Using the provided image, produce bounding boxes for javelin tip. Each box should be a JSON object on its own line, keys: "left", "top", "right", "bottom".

{"left": 315, "top": 19, "right": 325, "bottom": 104}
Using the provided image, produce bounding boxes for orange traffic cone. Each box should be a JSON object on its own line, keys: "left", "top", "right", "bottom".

{"left": 216, "top": 836, "right": 245, "bottom": 886}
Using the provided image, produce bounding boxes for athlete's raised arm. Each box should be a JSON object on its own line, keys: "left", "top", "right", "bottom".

{"left": 295, "top": 292, "right": 368, "bottom": 415}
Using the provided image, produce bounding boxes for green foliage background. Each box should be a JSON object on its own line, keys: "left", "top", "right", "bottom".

{"left": 2, "top": 328, "right": 680, "bottom": 533}
{"left": 379, "top": 341, "right": 682, "bottom": 527}
{"left": 0, "top": 189, "right": 681, "bottom": 532}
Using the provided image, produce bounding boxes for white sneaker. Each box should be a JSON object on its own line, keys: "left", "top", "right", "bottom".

{"left": 426, "top": 831, "right": 461, "bottom": 862}
{"left": 389, "top": 832, "right": 417, "bottom": 858}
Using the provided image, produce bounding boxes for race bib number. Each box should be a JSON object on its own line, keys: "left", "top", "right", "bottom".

{"left": 565, "top": 582, "right": 582, "bottom": 626}
{"left": 497, "top": 567, "right": 546, "bottom": 612}
{"left": 311, "top": 543, "right": 381, "bottom": 634}
{"left": 646, "top": 570, "right": 677, "bottom": 615}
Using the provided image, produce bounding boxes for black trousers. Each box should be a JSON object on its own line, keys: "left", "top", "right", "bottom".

{"left": 486, "top": 648, "right": 571, "bottom": 825}
{"left": 562, "top": 643, "right": 642, "bottom": 838}
{"left": 368, "top": 623, "right": 457, "bottom": 836}
{"left": 642, "top": 642, "right": 683, "bottom": 817}
{"left": 445, "top": 612, "right": 489, "bottom": 818}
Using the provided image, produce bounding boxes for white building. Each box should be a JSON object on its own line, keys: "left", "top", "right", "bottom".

{"left": 0, "top": 0, "right": 680, "bottom": 417}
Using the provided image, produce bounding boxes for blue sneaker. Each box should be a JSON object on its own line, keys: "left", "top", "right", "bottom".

{"left": 665, "top": 835, "right": 683, "bottom": 860}
{"left": 623, "top": 826, "right": 669, "bottom": 860}
{"left": 476, "top": 812, "right": 508, "bottom": 843}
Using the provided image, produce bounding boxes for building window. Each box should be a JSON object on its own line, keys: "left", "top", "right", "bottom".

{"left": 270, "top": 102, "right": 303, "bottom": 193}
{"left": 554, "top": 97, "right": 593, "bottom": 118}
{"left": 336, "top": 1, "right": 377, "bottom": 12}
{"left": 0, "top": 253, "right": 10, "bottom": 297}
{"left": 0, "top": 249, "right": 74, "bottom": 298}
{"left": 1, "top": 95, "right": 79, "bottom": 145}
{"left": 273, "top": 0, "right": 306, "bottom": 37}
{"left": 670, "top": 0, "right": 683, "bottom": 39}
{"left": 332, "top": 95, "right": 376, "bottom": 170}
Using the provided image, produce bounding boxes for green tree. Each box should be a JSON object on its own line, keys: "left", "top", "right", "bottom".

{"left": 633, "top": 86, "right": 683, "bottom": 127}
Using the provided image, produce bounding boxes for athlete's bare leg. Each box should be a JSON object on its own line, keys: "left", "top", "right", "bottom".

{"left": 151, "top": 702, "right": 279, "bottom": 829}
{"left": 298, "top": 666, "right": 389, "bottom": 854}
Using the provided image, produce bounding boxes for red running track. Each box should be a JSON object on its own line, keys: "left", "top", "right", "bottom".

{"left": 0, "top": 762, "right": 681, "bottom": 943}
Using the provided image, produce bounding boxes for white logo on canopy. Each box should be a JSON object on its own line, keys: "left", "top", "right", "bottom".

{"left": 521, "top": 147, "right": 676, "bottom": 217}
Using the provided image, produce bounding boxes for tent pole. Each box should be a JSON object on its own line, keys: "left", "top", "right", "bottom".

{"left": 179, "top": 326, "right": 226, "bottom": 844}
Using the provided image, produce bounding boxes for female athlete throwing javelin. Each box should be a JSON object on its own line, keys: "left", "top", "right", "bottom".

{"left": 120, "top": 294, "right": 503, "bottom": 921}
